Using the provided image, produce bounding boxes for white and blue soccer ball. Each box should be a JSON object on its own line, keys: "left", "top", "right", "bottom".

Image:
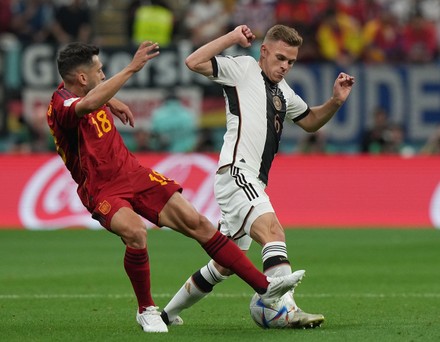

{"left": 249, "top": 292, "right": 296, "bottom": 329}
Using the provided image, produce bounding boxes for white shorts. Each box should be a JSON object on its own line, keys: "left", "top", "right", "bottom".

{"left": 214, "top": 166, "right": 274, "bottom": 250}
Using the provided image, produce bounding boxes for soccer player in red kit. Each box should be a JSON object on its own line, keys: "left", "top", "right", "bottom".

{"left": 46, "top": 41, "right": 305, "bottom": 333}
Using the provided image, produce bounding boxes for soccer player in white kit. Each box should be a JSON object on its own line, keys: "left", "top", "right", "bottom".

{"left": 161, "top": 24, "right": 355, "bottom": 328}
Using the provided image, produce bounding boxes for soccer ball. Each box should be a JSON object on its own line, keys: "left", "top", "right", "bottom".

{"left": 249, "top": 292, "right": 296, "bottom": 329}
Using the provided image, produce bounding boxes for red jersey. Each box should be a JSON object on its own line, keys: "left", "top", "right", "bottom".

{"left": 47, "top": 84, "right": 139, "bottom": 196}
{"left": 47, "top": 83, "right": 181, "bottom": 228}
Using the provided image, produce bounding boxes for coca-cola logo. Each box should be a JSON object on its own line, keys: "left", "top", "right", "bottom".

{"left": 19, "top": 154, "right": 220, "bottom": 230}
{"left": 19, "top": 157, "right": 100, "bottom": 230}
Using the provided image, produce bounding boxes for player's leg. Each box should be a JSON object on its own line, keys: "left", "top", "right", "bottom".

{"left": 159, "top": 192, "right": 269, "bottom": 291}
{"left": 215, "top": 166, "right": 292, "bottom": 277}
{"left": 161, "top": 225, "right": 253, "bottom": 324}
{"left": 161, "top": 258, "right": 230, "bottom": 325}
{"left": 158, "top": 192, "right": 304, "bottom": 305}
{"left": 110, "top": 206, "right": 168, "bottom": 333}
{"left": 249, "top": 212, "right": 292, "bottom": 277}
{"left": 249, "top": 212, "right": 324, "bottom": 328}
{"left": 161, "top": 222, "right": 252, "bottom": 324}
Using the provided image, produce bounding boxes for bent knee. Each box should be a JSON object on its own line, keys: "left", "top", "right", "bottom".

{"left": 111, "top": 210, "right": 147, "bottom": 248}
{"left": 250, "top": 214, "right": 285, "bottom": 245}
{"left": 122, "top": 226, "right": 147, "bottom": 247}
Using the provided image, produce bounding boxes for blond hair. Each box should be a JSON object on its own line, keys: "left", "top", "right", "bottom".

{"left": 263, "top": 25, "right": 303, "bottom": 47}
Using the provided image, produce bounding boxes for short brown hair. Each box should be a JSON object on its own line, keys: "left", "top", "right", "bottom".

{"left": 263, "top": 25, "right": 303, "bottom": 47}
{"left": 57, "top": 42, "right": 100, "bottom": 80}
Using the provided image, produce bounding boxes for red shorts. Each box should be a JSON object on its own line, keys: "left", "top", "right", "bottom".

{"left": 81, "top": 166, "right": 182, "bottom": 230}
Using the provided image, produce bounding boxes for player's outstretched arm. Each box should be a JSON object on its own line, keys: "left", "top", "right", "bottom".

{"left": 185, "top": 25, "right": 255, "bottom": 77}
{"left": 76, "top": 41, "right": 159, "bottom": 117}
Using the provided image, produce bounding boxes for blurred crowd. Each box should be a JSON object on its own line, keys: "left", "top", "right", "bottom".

{"left": 0, "top": 0, "right": 440, "bottom": 155}
{"left": 1, "top": 0, "right": 439, "bottom": 63}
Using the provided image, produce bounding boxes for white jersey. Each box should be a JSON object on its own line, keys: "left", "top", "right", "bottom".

{"left": 209, "top": 55, "right": 310, "bottom": 185}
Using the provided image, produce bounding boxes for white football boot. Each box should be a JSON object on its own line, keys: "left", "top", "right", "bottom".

{"left": 136, "top": 306, "right": 168, "bottom": 333}
{"left": 259, "top": 269, "right": 305, "bottom": 307}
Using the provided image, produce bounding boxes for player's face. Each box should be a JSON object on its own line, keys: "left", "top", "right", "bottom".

{"left": 259, "top": 40, "right": 298, "bottom": 83}
{"left": 84, "top": 55, "right": 106, "bottom": 92}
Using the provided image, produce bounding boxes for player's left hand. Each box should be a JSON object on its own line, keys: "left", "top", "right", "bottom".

{"left": 107, "top": 97, "right": 135, "bottom": 127}
{"left": 333, "top": 72, "right": 355, "bottom": 104}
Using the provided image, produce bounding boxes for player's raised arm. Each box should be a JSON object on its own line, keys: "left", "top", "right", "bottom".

{"left": 76, "top": 41, "right": 159, "bottom": 117}
{"left": 185, "top": 25, "right": 256, "bottom": 77}
{"left": 296, "top": 72, "right": 355, "bottom": 132}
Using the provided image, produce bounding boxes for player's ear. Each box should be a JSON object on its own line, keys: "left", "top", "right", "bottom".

{"left": 260, "top": 44, "right": 267, "bottom": 58}
{"left": 78, "top": 72, "right": 87, "bottom": 86}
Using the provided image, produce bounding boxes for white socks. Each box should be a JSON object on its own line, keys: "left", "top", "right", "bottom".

{"left": 163, "top": 260, "right": 228, "bottom": 322}
{"left": 262, "top": 241, "right": 292, "bottom": 276}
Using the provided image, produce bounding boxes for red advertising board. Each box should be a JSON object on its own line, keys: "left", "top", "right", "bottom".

{"left": 267, "top": 155, "right": 440, "bottom": 228}
{"left": 1, "top": 153, "right": 439, "bottom": 229}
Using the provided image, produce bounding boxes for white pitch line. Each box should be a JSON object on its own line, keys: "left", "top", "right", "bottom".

{"left": 1, "top": 293, "right": 439, "bottom": 300}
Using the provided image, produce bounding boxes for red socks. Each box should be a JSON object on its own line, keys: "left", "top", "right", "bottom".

{"left": 202, "top": 231, "right": 269, "bottom": 293}
{"left": 124, "top": 246, "right": 154, "bottom": 312}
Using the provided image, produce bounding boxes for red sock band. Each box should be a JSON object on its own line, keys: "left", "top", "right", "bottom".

{"left": 124, "top": 246, "right": 154, "bottom": 312}
{"left": 202, "top": 231, "right": 269, "bottom": 293}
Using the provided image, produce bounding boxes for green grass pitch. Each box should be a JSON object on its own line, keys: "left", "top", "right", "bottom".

{"left": 1, "top": 228, "right": 440, "bottom": 341}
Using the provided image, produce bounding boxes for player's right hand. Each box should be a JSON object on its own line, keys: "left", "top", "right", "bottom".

{"left": 130, "top": 41, "right": 160, "bottom": 72}
{"left": 235, "top": 25, "right": 255, "bottom": 48}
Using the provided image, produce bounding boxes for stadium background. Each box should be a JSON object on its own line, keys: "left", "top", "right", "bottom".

{"left": 0, "top": 0, "right": 439, "bottom": 230}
